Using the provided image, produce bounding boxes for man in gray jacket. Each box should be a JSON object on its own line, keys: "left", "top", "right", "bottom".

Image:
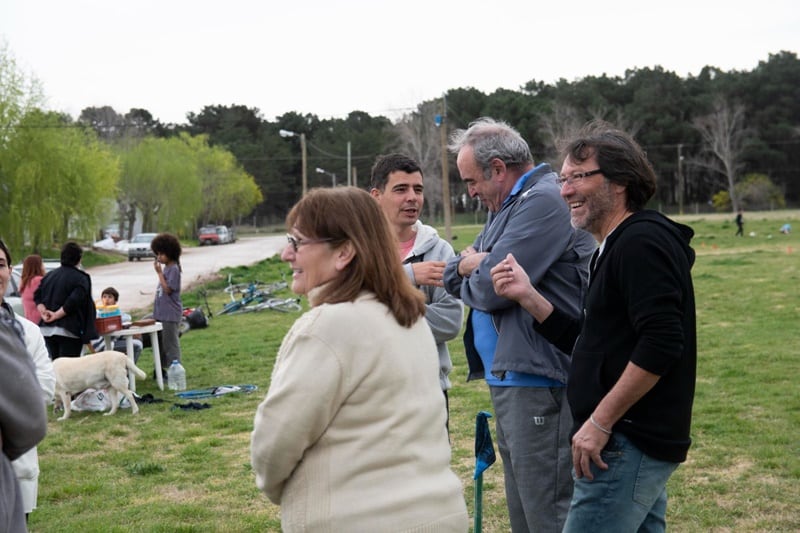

{"left": 0, "top": 285, "right": 48, "bottom": 532}
{"left": 0, "top": 239, "right": 55, "bottom": 523}
{"left": 443, "top": 118, "right": 595, "bottom": 532}
{"left": 370, "top": 153, "right": 463, "bottom": 421}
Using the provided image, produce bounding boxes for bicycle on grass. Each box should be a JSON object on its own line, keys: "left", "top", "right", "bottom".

{"left": 219, "top": 280, "right": 268, "bottom": 315}
{"left": 235, "top": 297, "right": 302, "bottom": 314}
{"left": 219, "top": 274, "right": 298, "bottom": 315}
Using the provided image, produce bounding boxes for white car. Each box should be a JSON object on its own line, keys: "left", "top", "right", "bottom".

{"left": 215, "top": 225, "right": 236, "bottom": 244}
{"left": 127, "top": 233, "right": 158, "bottom": 261}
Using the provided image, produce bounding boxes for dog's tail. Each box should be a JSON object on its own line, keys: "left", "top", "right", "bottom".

{"left": 125, "top": 358, "right": 147, "bottom": 380}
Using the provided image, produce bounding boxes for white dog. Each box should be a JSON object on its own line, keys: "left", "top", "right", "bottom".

{"left": 53, "top": 350, "right": 147, "bottom": 421}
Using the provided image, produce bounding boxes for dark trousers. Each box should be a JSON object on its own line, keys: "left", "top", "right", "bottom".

{"left": 45, "top": 335, "right": 84, "bottom": 359}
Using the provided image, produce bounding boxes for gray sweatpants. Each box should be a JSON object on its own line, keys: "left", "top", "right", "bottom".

{"left": 491, "top": 385, "right": 574, "bottom": 533}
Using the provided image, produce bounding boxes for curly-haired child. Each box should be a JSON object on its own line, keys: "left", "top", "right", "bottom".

{"left": 150, "top": 233, "right": 182, "bottom": 379}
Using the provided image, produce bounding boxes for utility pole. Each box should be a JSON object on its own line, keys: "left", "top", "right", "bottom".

{"left": 439, "top": 94, "right": 453, "bottom": 241}
{"left": 279, "top": 130, "right": 308, "bottom": 196}
{"left": 300, "top": 133, "right": 308, "bottom": 196}
{"left": 347, "top": 141, "right": 352, "bottom": 186}
{"left": 677, "top": 143, "right": 684, "bottom": 215}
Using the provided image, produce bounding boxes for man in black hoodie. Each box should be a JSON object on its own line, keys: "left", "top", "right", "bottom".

{"left": 491, "top": 121, "right": 696, "bottom": 533}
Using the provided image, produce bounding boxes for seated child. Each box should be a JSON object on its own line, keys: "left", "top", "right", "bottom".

{"left": 90, "top": 287, "right": 143, "bottom": 362}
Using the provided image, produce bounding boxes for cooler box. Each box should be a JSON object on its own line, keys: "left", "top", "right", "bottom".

{"left": 95, "top": 315, "right": 123, "bottom": 334}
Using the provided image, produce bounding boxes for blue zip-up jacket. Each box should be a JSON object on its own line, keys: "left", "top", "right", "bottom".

{"left": 443, "top": 164, "right": 595, "bottom": 383}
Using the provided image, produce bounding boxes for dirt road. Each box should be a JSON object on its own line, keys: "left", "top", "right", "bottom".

{"left": 87, "top": 235, "right": 287, "bottom": 313}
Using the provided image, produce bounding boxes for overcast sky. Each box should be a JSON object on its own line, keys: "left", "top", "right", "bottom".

{"left": 1, "top": 1, "right": 797, "bottom": 125}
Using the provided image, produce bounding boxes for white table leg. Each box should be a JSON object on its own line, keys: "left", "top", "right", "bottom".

{"left": 124, "top": 336, "right": 136, "bottom": 392}
{"left": 151, "top": 332, "right": 164, "bottom": 390}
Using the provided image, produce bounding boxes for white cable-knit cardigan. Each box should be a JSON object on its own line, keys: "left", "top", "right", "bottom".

{"left": 251, "top": 291, "right": 468, "bottom": 532}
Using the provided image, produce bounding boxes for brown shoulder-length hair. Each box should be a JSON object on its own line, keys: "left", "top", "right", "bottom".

{"left": 20, "top": 254, "right": 45, "bottom": 292}
{"left": 286, "top": 187, "right": 426, "bottom": 328}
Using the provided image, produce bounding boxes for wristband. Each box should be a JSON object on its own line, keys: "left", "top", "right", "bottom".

{"left": 590, "top": 414, "right": 612, "bottom": 435}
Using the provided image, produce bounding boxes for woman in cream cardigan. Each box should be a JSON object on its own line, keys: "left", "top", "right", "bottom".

{"left": 251, "top": 187, "right": 468, "bottom": 532}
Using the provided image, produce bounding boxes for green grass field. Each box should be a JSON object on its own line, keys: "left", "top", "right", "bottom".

{"left": 30, "top": 211, "right": 799, "bottom": 532}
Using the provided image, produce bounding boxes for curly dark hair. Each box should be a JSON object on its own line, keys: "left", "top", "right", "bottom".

{"left": 150, "top": 233, "right": 182, "bottom": 263}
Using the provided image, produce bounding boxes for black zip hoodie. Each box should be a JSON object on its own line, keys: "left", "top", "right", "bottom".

{"left": 537, "top": 210, "right": 696, "bottom": 463}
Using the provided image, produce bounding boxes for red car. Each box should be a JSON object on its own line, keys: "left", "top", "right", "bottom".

{"left": 198, "top": 225, "right": 235, "bottom": 246}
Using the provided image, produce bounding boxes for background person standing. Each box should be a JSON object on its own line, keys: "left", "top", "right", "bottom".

{"left": 151, "top": 233, "right": 182, "bottom": 379}
{"left": 34, "top": 242, "right": 97, "bottom": 359}
{"left": 20, "top": 254, "right": 46, "bottom": 324}
{"left": 735, "top": 209, "right": 744, "bottom": 236}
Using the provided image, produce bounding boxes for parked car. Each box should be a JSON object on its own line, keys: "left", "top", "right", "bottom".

{"left": 216, "top": 225, "right": 235, "bottom": 244}
{"left": 198, "top": 225, "right": 235, "bottom": 245}
{"left": 128, "top": 233, "right": 158, "bottom": 261}
{"left": 6, "top": 260, "right": 61, "bottom": 316}
{"left": 198, "top": 226, "right": 219, "bottom": 246}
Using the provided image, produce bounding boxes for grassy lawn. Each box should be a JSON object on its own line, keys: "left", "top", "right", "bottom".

{"left": 30, "top": 211, "right": 799, "bottom": 532}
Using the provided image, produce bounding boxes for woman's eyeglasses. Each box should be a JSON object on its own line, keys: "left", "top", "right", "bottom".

{"left": 286, "top": 234, "right": 333, "bottom": 252}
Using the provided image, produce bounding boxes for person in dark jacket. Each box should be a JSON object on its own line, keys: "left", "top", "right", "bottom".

{"left": 491, "top": 121, "right": 696, "bottom": 533}
{"left": 34, "top": 242, "right": 97, "bottom": 359}
{"left": 735, "top": 209, "right": 744, "bottom": 236}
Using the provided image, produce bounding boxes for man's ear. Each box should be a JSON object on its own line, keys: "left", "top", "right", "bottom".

{"left": 490, "top": 158, "right": 506, "bottom": 179}
{"left": 369, "top": 188, "right": 381, "bottom": 199}
{"left": 335, "top": 241, "right": 356, "bottom": 271}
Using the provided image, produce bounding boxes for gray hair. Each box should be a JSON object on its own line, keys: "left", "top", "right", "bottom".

{"left": 448, "top": 117, "right": 533, "bottom": 179}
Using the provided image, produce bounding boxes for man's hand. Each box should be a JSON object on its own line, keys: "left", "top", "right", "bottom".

{"left": 490, "top": 254, "right": 554, "bottom": 322}
{"left": 571, "top": 417, "right": 610, "bottom": 481}
{"left": 460, "top": 245, "right": 478, "bottom": 257}
{"left": 490, "top": 253, "right": 533, "bottom": 303}
{"left": 457, "top": 249, "right": 488, "bottom": 277}
{"left": 411, "top": 261, "right": 446, "bottom": 287}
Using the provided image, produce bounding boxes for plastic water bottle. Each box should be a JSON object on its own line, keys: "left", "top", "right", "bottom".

{"left": 167, "top": 360, "right": 186, "bottom": 391}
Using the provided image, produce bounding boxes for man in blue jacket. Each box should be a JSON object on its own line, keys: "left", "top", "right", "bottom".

{"left": 491, "top": 121, "right": 697, "bottom": 532}
{"left": 443, "top": 117, "right": 595, "bottom": 532}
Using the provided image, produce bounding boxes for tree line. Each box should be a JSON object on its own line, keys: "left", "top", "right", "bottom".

{"left": 2, "top": 44, "right": 798, "bottom": 255}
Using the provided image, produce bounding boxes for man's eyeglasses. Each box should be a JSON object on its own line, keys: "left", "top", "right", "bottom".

{"left": 286, "top": 234, "right": 333, "bottom": 253}
{"left": 556, "top": 169, "right": 604, "bottom": 188}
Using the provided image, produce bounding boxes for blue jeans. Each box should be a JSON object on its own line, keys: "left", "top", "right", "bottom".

{"left": 563, "top": 432, "right": 679, "bottom": 533}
